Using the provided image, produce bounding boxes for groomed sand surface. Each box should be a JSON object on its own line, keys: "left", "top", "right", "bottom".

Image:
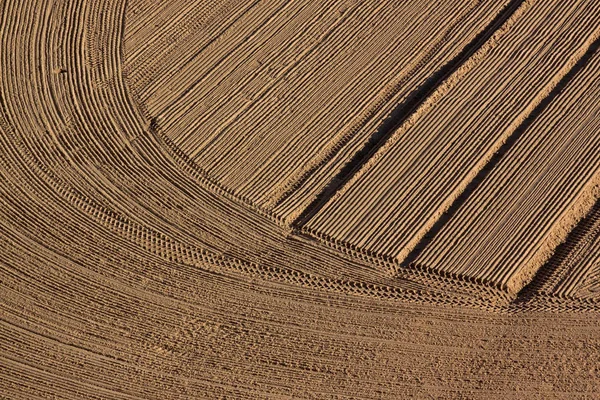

{"left": 1, "top": 0, "right": 600, "bottom": 398}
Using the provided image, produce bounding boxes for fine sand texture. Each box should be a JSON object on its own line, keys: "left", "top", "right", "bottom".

{"left": 124, "top": 0, "right": 512, "bottom": 222}
{"left": 1, "top": 0, "right": 600, "bottom": 398}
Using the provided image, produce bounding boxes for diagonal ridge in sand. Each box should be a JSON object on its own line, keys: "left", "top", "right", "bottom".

{"left": 2, "top": 0, "right": 600, "bottom": 397}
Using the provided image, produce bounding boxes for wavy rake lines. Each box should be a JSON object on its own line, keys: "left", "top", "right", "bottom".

{"left": 0, "top": 0, "right": 476, "bottom": 314}
{"left": 0, "top": 16, "right": 530, "bottom": 394}
{"left": 0, "top": 0, "right": 594, "bottom": 318}
{"left": 122, "top": 0, "right": 513, "bottom": 222}
{"left": 304, "top": 0, "right": 600, "bottom": 291}
{"left": 3, "top": 98, "right": 460, "bottom": 400}
{"left": 0, "top": 0, "right": 591, "bottom": 331}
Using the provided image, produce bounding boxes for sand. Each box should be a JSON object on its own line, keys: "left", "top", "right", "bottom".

{"left": 1, "top": 0, "right": 600, "bottom": 398}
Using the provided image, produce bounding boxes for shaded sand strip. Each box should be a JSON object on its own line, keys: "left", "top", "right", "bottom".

{"left": 306, "top": 0, "right": 600, "bottom": 282}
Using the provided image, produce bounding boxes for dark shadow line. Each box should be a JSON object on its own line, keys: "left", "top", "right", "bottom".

{"left": 401, "top": 36, "right": 600, "bottom": 268}
{"left": 291, "top": 0, "right": 527, "bottom": 227}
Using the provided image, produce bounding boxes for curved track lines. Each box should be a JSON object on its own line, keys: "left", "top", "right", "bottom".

{"left": 0, "top": 0, "right": 599, "bottom": 398}
{"left": 123, "top": 0, "right": 513, "bottom": 222}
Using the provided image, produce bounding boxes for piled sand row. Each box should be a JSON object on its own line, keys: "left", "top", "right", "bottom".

{"left": 2, "top": 0, "right": 482, "bottom": 307}
{"left": 1, "top": 0, "right": 600, "bottom": 397}
{"left": 306, "top": 0, "right": 600, "bottom": 280}
{"left": 414, "top": 48, "right": 600, "bottom": 296}
{"left": 123, "top": 0, "right": 511, "bottom": 221}
{"left": 532, "top": 204, "right": 600, "bottom": 302}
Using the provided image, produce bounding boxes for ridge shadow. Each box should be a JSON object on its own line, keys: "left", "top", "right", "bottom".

{"left": 400, "top": 36, "right": 600, "bottom": 269}
{"left": 292, "top": 0, "right": 528, "bottom": 227}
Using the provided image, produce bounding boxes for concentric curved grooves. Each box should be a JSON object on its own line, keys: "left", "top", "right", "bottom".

{"left": 123, "top": 0, "right": 516, "bottom": 223}
{"left": 0, "top": 0, "right": 596, "bottom": 318}
{"left": 0, "top": 0, "right": 500, "bottom": 313}
{"left": 0, "top": 0, "right": 510, "bottom": 314}
{"left": 2, "top": 0, "right": 600, "bottom": 397}
{"left": 0, "top": 0, "right": 593, "bottom": 320}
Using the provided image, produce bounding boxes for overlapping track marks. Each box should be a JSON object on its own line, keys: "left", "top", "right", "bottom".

{"left": 1, "top": 0, "right": 488, "bottom": 313}
{"left": 0, "top": 0, "right": 514, "bottom": 339}
{"left": 123, "top": 0, "right": 511, "bottom": 221}
{"left": 2, "top": 0, "right": 600, "bottom": 397}
{"left": 306, "top": 0, "right": 600, "bottom": 293}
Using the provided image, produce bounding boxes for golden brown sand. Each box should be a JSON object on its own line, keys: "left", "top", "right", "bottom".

{"left": 1, "top": 0, "right": 600, "bottom": 398}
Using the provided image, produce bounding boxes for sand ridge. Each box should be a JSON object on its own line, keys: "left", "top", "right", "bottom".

{"left": 1, "top": 0, "right": 600, "bottom": 398}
